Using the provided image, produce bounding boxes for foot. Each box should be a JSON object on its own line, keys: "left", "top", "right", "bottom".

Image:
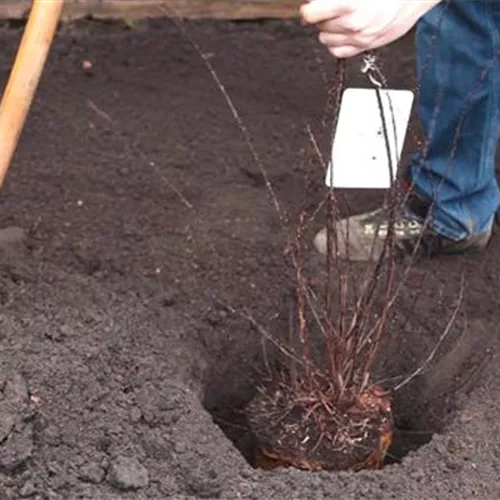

{"left": 313, "top": 202, "right": 493, "bottom": 262}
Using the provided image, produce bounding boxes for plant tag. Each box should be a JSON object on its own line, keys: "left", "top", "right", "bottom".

{"left": 325, "top": 87, "right": 414, "bottom": 189}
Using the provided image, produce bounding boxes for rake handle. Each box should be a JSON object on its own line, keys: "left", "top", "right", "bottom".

{"left": 0, "top": 0, "right": 64, "bottom": 188}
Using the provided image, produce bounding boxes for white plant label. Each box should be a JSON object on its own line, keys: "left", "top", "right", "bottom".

{"left": 325, "top": 87, "right": 414, "bottom": 189}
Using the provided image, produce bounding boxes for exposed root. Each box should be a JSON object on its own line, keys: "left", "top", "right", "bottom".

{"left": 246, "top": 373, "right": 393, "bottom": 471}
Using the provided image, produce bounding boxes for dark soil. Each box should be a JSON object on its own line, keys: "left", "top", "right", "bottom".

{"left": 0, "top": 16, "right": 498, "bottom": 500}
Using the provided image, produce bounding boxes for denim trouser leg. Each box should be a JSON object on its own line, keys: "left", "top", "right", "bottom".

{"left": 409, "top": 0, "right": 500, "bottom": 240}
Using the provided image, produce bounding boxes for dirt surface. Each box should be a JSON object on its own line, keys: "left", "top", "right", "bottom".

{"left": 0, "top": 17, "right": 498, "bottom": 500}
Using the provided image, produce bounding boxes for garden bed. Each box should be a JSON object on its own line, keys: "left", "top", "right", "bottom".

{"left": 0, "top": 17, "right": 498, "bottom": 499}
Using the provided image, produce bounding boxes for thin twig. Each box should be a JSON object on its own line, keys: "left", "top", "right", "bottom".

{"left": 239, "top": 307, "right": 309, "bottom": 371}
{"left": 86, "top": 98, "right": 114, "bottom": 123}
{"left": 392, "top": 274, "right": 465, "bottom": 393}
{"left": 151, "top": 167, "right": 194, "bottom": 210}
{"left": 159, "top": 6, "right": 287, "bottom": 226}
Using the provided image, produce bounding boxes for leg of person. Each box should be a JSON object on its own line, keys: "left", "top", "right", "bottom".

{"left": 314, "top": 0, "right": 500, "bottom": 261}
{"left": 408, "top": 0, "right": 500, "bottom": 245}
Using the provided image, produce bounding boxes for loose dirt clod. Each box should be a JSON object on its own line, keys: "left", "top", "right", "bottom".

{"left": 19, "top": 480, "right": 37, "bottom": 498}
{"left": 0, "top": 227, "right": 24, "bottom": 248}
{"left": 4, "top": 373, "right": 29, "bottom": 405}
{"left": 107, "top": 455, "right": 149, "bottom": 491}
{"left": 0, "top": 402, "right": 16, "bottom": 443}
{"left": 78, "top": 462, "right": 106, "bottom": 484}
{"left": 0, "top": 425, "right": 34, "bottom": 473}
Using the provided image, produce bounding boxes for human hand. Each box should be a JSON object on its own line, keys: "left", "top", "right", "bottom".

{"left": 300, "top": 0, "right": 441, "bottom": 58}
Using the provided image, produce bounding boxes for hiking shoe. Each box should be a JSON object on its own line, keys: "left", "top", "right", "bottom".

{"left": 313, "top": 205, "right": 493, "bottom": 262}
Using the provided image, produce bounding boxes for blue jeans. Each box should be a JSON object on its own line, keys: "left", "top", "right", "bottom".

{"left": 409, "top": 0, "right": 500, "bottom": 240}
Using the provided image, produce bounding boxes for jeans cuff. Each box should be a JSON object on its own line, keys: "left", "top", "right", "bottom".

{"left": 427, "top": 218, "right": 469, "bottom": 241}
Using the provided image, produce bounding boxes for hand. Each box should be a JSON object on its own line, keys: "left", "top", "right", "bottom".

{"left": 300, "top": 0, "right": 441, "bottom": 58}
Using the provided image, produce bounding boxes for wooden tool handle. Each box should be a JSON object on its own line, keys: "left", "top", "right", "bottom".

{"left": 0, "top": 0, "right": 64, "bottom": 188}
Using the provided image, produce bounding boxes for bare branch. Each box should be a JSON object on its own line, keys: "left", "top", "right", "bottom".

{"left": 159, "top": 5, "right": 287, "bottom": 226}
{"left": 392, "top": 274, "right": 465, "bottom": 393}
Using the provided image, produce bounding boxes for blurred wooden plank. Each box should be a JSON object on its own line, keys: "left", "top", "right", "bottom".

{"left": 0, "top": 1, "right": 303, "bottom": 21}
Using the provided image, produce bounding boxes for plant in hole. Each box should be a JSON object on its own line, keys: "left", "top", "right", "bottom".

{"left": 243, "top": 56, "right": 405, "bottom": 472}
{"left": 167, "top": 12, "right": 465, "bottom": 472}
{"left": 244, "top": 53, "right": 463, "bottom": 472}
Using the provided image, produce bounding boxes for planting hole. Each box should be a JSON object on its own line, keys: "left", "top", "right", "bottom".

{"left": 202, "top": 363, "right": 456, "bottom": 471}
{"left": 200, "top": 261, "right": 488, "bottom": 472}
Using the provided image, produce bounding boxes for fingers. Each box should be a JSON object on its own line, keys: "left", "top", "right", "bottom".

{"left": 317, "top": 17, "right": 364, "bottom": 35}
{"left": 301, "top": 0, "right": 367, "bottom": 58}
{"left": 317, "top": 20, "right": 374, "bottom": 55}
{"left": 324, "top": 44, "right": 365, "bottom": 58}
{"left": 300, "top": 0, "right": 352, "bottom": 25}
{"left": 318, "top": 32, "right": 355, "bottom": 49}
{"left": 319, "top": 29, "right": 378, "bottom": 57}
{"left": 300, "top": 0, "right": 373, "bottom": 58}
